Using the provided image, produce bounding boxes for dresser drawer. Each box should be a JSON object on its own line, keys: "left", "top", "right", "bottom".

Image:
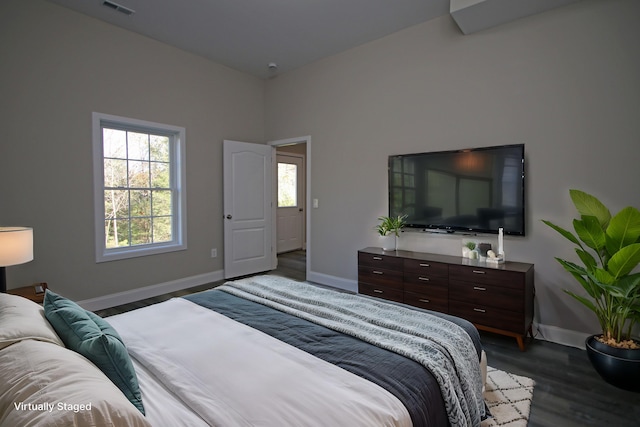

{"left": 404, "top": 272, "right": 448, "bottom": 288}
{"left": 449, "top": 279, "right": 523, "bottom": 311}
{"left": 449, "top": 301, "right": 523, "bottom": 334}
{"left": 449, "top": 265, "right": 523, "bottom": 288}
{"left": 359, "top": 282, "right": 404, "bottom": 303}
{"left": 404, "top": 281, "right": 448, "bottom": 300}
{"left": 358, "top": 266, "right": 403, "bottom": 290}
{"left": 358, "top": 251, "right": 404, "bottom": 270}
{"left": 403, "top": 259, "right": 448, "bottom": 277}
{"left": 404, "top": 291, "right": 448, "bottom": 313}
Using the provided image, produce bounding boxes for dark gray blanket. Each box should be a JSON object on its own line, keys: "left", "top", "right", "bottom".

{"left": 185, "top": 286, "right": 482, "bottom": 427}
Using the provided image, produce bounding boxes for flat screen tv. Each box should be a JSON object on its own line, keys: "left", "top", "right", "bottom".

{"left": 389, "top": 144, "right": 525, "bottom": 236}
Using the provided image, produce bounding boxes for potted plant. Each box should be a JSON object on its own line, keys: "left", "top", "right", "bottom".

{"left": 375, "top": 214, "right": 407, "bottom": 251}
{"left": 543, "top": 189, "right": 640, "bottom": 391}
{"left": 462, "top": 241, "right": 477, "bottom": 259}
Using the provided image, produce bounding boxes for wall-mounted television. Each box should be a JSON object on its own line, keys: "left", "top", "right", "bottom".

{"left": 389, "top": 144, "right": 525, "bottom": 236}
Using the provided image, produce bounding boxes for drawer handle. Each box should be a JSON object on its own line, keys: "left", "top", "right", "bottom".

{"left": 472, "top": 270, "right": 486, "bottom": 274}
{"left": 373, "top": 256, "right": 383, "bottom": 260}
{"left": 418, "top": 298, "right": 430, "bottom": 303}
{"left": 418, "top": 277, "right": 430, "bottom": 281}
{"left": 373, "top": 289, "right": 383, "bottom": 294}
{"left": 473, "top": 308, "right": 486, "bottom": 313}
{"left": 473, "top": 286, "right": 486, "bottom": 291}
{"left": 372, "top": 270, "right": 384, "bottom": 275}
{"left": 420, "top": 263, "right": 430, "bottom": 267}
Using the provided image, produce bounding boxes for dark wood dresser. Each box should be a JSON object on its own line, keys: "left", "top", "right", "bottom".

{"left": 358, "top": 247, "right": 534, "bottom": 350}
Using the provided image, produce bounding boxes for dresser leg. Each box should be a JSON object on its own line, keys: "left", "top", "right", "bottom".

{"left": 516, "top": 335, "right": 526, "bottom": 351}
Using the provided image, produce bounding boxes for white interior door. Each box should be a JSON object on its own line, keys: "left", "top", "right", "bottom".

{"left": 276, "top": 153, "right": 304, "bottom": 253}
{"left": 223, "top": 140, "right": 274, "bottom": 279}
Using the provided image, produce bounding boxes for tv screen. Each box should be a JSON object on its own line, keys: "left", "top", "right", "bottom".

{"left": 389, "top": 144, "right": 525, "bottom": 236}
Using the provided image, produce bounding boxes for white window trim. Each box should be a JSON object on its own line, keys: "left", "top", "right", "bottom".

{"left": 92, "top": 112, "right": 187, "bottom": 263}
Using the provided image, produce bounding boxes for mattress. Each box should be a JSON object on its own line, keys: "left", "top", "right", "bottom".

{"left": 183, "top": 276, "right": 484, "bottom": 427}
{"left": 104, "top": 275, "right": 485, "bottom": 426}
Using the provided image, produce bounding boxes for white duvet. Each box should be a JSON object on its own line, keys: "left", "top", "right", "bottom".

{"left": 107, "top": 298, "right": 412, "bottom": 427}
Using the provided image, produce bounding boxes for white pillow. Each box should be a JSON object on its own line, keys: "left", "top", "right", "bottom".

{"left": 0, "top": 339, "right": 151, "bottom": 427}
{"left": 0, "top": 292, "right": 64, "bottom": 350}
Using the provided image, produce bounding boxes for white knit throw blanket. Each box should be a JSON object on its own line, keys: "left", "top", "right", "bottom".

{"left": 219, "top": 275, "right": 485, "bottom": 427}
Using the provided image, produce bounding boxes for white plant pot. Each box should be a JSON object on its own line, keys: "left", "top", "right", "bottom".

{"left": 379, "top": 234, "right": 396, "bottom": 251}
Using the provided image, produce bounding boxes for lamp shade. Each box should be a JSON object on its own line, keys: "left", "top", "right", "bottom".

{"left": 0, "top": 227, "right": 33, "bottom": 267}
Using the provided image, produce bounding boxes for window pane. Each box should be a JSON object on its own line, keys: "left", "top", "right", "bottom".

{"left": 151, "top": 162, "right": 170, "bottom": 188}
{"left": 104, "top": 159, "right": 128, "bottom": 187}
{"left": 152, "top": 190, "right": 172, "bottom": 216}
{"left": 105, "top": 219, "right": 129, "bottom": 248}
{"left": 130, "top": 218, "right": 152, "bottom": 245}
{"left": 103, "top": 129, "right": 126, "bottom": 159}
{"left": 128, "top": 160, "right": 150, "bottom": 188}
{"left": 278, "top": 163, "right": 297, "bottom": 207}
{"left": 152, "top": 216, "right": 172, "bottom": 243}
{"left": 104, "top": 190, "right": 129, "bottom": 219}
{"left": 128, "top": 132, "right": 149, "bottom": 161}
{"left": 150, "top": 135, "right": 170, "bottom": 162}
{"left": 130, "top": 190, "right": 151, "bottom": 217}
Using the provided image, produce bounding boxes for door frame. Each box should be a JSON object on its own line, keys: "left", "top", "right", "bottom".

{"left": 268, "top": 136, "right": 311, "bottom": 281}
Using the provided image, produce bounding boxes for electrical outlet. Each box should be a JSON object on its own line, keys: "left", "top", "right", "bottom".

{"left": 211, "top": 248, "right": 217, "bottom": 258}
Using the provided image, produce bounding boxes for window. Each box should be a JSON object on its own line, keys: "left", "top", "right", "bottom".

{"left": 277, "top": 162, "right": 298, "bottom": 207}
{"left": 92, "top": 113, "right": 186, "bottom": 262}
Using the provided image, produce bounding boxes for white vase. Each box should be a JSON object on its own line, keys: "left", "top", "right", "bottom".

{"left": 380, "top": 234, "right": 396, "bottom": 251}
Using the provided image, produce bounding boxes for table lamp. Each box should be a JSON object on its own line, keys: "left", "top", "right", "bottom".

{"left": 0, "top": 227, "right": 34, "bottom": 293}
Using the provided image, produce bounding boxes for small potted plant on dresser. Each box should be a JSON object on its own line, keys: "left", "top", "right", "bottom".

{"left": 375, "top": 214, "right": 407, "bottom": 251}
{"left": 543, "top": 189, "right": 640, "bottom": 392}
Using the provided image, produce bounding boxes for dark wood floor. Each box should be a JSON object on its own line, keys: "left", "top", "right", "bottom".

{"left": 96, "top": 250, "right": 640, "bottom": 426}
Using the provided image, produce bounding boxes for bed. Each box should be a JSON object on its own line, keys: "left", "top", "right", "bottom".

{"left": 0, "top": 275, "right": 487, "bottom": 427}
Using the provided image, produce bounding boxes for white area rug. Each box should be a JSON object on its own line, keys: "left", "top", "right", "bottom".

{"left": 481, "top": 366, "right": 535, "bottom": 427}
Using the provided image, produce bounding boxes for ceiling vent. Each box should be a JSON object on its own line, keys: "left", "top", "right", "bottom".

{"left": 102, "top": 1, "right": 135, "bottom": 16}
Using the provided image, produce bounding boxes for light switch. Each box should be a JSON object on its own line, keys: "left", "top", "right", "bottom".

{"left": 313, "top": 198, "right": 319, "bottom": 208}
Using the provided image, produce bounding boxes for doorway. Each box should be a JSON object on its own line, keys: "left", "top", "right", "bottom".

{"left": 276, "top": 152, "right": 305, "bottom": 253}
{"left": 269, "top": 136, "right": 311, "bottom": 281}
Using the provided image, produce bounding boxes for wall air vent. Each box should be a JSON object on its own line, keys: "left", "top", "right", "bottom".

{"left": 102, "top": 1, "right": 135, "bottom": 16}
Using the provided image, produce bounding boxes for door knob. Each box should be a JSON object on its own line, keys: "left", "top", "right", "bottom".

{"left": 226, "top": 214, "right": 232, "bottom": 219}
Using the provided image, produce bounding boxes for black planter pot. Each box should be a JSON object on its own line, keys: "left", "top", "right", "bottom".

{"left": 585, "top": 335, "right": 640, "bottom": 392}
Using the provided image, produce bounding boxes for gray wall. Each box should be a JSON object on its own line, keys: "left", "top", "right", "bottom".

{"left": 0, "top": 0, "right": 264, "bottom": 300}
{"left": 264, "top": 0, "right": 640, "bottom": 345}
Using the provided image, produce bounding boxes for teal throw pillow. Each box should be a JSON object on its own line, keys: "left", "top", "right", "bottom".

{"left": 43, "top": 290, "right": 145, "bottom": 415}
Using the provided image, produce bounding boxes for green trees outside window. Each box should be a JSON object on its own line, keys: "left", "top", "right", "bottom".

{"left": 103, "top": 128, "right": 173, "bottom": 248}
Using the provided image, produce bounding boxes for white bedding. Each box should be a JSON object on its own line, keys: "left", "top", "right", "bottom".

{"left": 108, "top": 298, "right": 412, "bottom": 427}
{"left": 131, "top": 358, "right": 210, "bottom": 427}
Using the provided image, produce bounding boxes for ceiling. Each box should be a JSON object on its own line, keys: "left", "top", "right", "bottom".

{"left": 46, "top": 0, "right": 579, "bottom": 79}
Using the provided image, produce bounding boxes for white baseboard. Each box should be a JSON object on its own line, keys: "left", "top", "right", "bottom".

{"left": 78, "top": 270, "right": 225, "bottom": 311}
{"left": 532, "top": 322, "right": 589, "bottom": 349}
{"left": 307, "top": 271, "right": 358, "bottom": 293}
